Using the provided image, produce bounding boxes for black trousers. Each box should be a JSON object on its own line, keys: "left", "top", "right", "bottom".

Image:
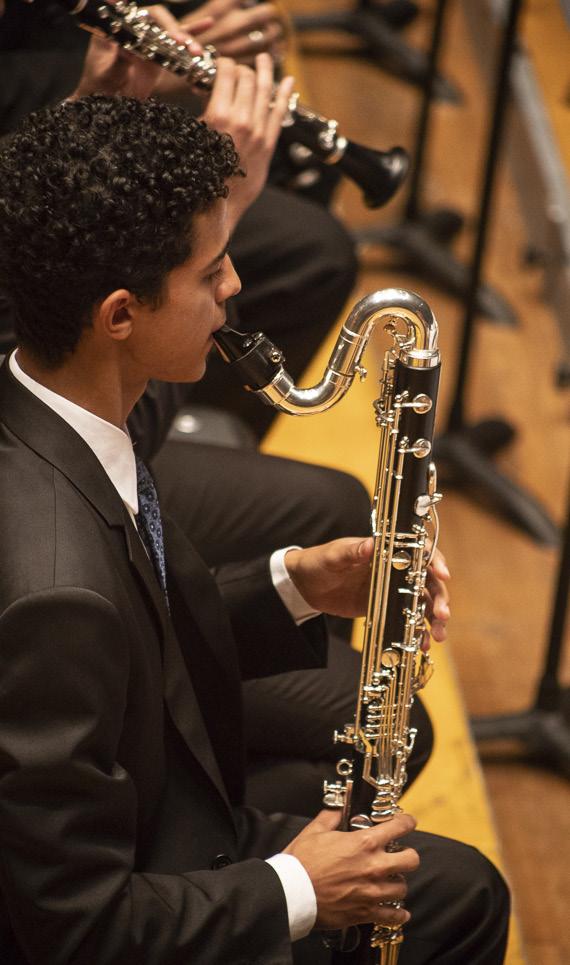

{"left": 244, "top": 811, "right": 510, "bottom": 965}
{"left": 153, "top": 440, "right": 434, "bottom": 817}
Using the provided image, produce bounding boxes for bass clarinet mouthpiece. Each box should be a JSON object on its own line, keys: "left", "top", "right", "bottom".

{"left": 213, "top": 326, "right": 285, "bottom": 393}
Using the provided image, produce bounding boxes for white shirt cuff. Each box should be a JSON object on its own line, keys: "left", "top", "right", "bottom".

{"left": 270, "top": 546, "right": 321, "bottom": 625}
{"left": 265, "top": 853, "right": 317, "bottom": 942}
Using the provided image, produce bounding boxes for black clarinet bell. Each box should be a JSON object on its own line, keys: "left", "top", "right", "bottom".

{"left": 338, "top": 142, "right": 409, "bottom": 208}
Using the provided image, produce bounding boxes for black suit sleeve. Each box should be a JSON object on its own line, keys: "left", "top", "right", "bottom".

{"left": 0, "top": 587, "right": 291, "bottom": 965}
{"left": 215, "top": 555, "right": 328, "bottom": 679}
{"left": 164, "top": 517, "right": 328, "bottom": 680}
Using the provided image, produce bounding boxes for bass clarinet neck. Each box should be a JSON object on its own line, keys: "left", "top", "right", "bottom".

{"left": 214, "top": 288, "right": 440, "bottom": 416}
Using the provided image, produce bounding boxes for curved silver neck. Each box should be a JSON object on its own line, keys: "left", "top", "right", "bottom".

{"left": 260, "top": 288, "right": 440, "bottom": 415}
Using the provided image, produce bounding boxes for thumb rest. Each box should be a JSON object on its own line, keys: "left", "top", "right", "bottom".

{"left": 215, "top": 288, "right": 442, "bottom": 964}
{"left": 60, "top": 0, "right": 409, "bottom": 208}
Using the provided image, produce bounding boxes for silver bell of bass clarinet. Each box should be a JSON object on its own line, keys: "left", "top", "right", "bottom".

{"left": 60, "top": 0, "right": 409, "bottom": 207}
{"left": 214, "top": 289, "right": 442, "bottom": 964}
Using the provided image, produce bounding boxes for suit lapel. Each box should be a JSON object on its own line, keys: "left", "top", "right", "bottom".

{"left": 163, "top": 521, "right": 241, "bottom": 687}
{"left": 163, "top": 522, "right": 245, "bottom": 806}
{"left": 123, "top": 517, "right": 170, "bottom": 639}
{"left": 123, "top": 519, "right": 230, "bottom": 809}
{"left": 162, "top": 620, "right": 231, "bottom": 815}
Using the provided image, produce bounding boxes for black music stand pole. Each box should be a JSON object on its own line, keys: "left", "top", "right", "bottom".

{"left": 471, "top": 481, "right": 570, "bottom": 777}
{"left": 434, "top": 0, "right": 558, "bottom": 545}
{"left": 293, "top": 0, "right": 460, "bottom": 101}
{"left": 356, "top": 0, "right": 517, "bottom": 324}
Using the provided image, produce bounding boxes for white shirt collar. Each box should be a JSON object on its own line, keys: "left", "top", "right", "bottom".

{"left": 9, "top": 351, "right": 139, "bottom": 516}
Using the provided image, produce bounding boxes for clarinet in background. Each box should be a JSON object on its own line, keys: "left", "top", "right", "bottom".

{"left": 60, "top": 0, "right": 409, "bottom": 207}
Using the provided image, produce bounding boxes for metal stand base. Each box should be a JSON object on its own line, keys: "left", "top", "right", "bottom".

{"left": 435, "top": 424, "right": 560, "bottom": 546}
{"left": 472, "top": 481, "right": 570, "bottom": 776}
{"left": 408, "top": 1, "right": 556, "bottom": 546}
{"left": 293, "top": 4, "right": 461, "bottom": 102}
{"left": 356, "top": 215, "right": 518, "bottom": 324}
{"left": 353, "top": 0, "right": 517, "bottom": 323}
{"left": 556, "top": 361, "right": 570, "bottom": 388}
{"left": 471, "top": 693, "right": 570, "bottom": 779}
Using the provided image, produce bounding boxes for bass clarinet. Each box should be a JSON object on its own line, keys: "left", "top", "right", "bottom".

{"left": 59, "top": 0, "right": 408, "bottom": 208}
{"left": 214, "top": 288, "right": 442, "bottom": 964}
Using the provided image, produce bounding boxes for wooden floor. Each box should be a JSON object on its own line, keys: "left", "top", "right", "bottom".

{"left": 269, "top": 1, "right": 570, "bottom": 962}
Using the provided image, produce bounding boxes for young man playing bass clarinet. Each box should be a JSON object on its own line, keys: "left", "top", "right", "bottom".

{"left": 0, "top": 25, "right": 436, "bottom": 817}
{"left": 0, "top": 93, "right": 509, "bottom": 964}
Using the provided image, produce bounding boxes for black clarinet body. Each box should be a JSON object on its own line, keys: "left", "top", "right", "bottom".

{"left": 214, "top": 289, "right": 442, "bottom": 965}
{"left": 327, "top": 355, "right": 441, "bottom": 965}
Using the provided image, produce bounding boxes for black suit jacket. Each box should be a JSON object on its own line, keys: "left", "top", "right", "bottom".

{"left": 0, "top": 360, "right": 327, "bottom": 964}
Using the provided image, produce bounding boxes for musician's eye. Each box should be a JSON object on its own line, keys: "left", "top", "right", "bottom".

{"left": 206, "top": 260, "right": 224, "bottom": 281}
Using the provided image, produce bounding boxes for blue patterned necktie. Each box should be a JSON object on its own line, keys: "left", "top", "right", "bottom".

{"left": 135, "top": 456, "right": 169, "bottom": 605}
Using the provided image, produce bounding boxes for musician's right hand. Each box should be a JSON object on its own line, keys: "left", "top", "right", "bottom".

{"left": 283, "top": 809, "right": 419, "bottom": 929}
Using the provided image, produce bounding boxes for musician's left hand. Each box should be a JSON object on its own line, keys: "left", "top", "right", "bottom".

{"left": 68, "top": 9, "right": 209, "bottom": 102}
{"left": 284, "top": 538, "right": 451, "bottom": 639}
{"left": 284, "top": 537, "right": 375, "bottom": 619}
{"left": 68, "top": 35, "right": 163, "bottom": 101}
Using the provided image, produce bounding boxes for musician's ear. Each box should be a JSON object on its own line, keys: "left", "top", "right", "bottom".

{"left": 94, "top": 289, "right": 136, "bottom": 343}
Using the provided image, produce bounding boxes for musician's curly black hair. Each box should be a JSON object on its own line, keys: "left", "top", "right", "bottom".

{"left": 0, "top": 96, "right": 241, "bottom": 366}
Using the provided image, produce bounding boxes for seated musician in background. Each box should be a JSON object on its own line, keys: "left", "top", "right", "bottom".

{"left": 0, "top": 93, "right": 510, "bottom": 964}
{"left": 0, "top": 0, "right": 358, "bottom": 440}
{"left": 0, "top": 15, "right": 437, "bottom": 816}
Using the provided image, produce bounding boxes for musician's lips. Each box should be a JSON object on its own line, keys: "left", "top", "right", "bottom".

{"left": 207, "top": 320, "right": 226, "bottom": 347}
{"left": 212, "top": 319, "right": 226, "bottom": 334}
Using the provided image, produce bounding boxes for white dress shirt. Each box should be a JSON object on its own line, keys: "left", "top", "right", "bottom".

{"left": 9, "top": 351, "right": 318, "bottom": 942}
